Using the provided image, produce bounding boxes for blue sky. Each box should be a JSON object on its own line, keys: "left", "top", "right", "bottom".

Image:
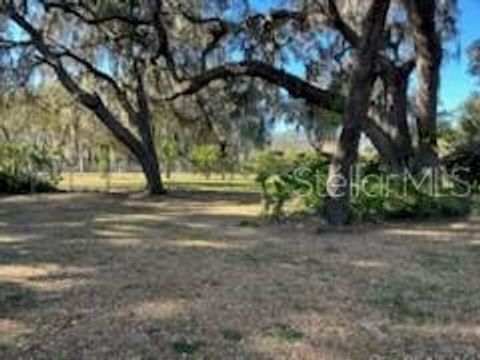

{"left": 440, "top": 0, "right": 480, "bottom": 111}
{"left": 251, "top": 0, "right": 480, "bottom": 113}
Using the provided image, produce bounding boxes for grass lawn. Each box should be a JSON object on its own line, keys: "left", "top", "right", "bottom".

{"left": 58, "top": 172, "right": 258, "bottom": 193}
{"left": 1, "top": 191, "right": 480, "bottom": 358}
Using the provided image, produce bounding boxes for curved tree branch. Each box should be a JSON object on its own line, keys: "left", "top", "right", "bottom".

{"left": 167, "top": 60, "right": 345, "bottom": 113}
{"left": 54, "top": 45, "right": 138, "bottom": 123}
{"left": 6, "top": 8, "right": 146, "bottom": 160}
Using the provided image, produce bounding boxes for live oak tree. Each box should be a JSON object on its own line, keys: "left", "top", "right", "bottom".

{"left": 173, "top": 0, "right": 453, "bottom": 224}
{"left": 0, "top": 0, "right": 275, "bottom": 193}
{"left": 0, "top": 0, "right": 173, "bottom": 194}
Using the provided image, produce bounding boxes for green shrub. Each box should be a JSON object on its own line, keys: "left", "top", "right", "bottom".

{"left": 191, "top": 144, "right": 221, "bottom": 179}
{"left": 443, "top": 141, "right": 480, "bottom": 191}
{"left": 0, "top": 144, "right": 59, "bottom": 194}
{"left": 159, "top": 138, "right": 179, "bottom": 178}
{"left": 0, "top": 172, "right": 57, "bottom": 194}
{"left": 351, "top": 177, "right": 471, "bottom": 222}
{"left": 254, "top": 152, "right": 329, "bottom": 217}
{"left": 254, "top": 154, "right": 472, "bottom": 222}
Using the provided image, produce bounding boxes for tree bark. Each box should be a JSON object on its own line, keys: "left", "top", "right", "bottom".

{"left": 134, "top": 62, "right": 166, "bottom": 195}
{"left": 380, "top": 61, "right": 415, "bottom": 170}
{"left": 405, "top": 0, "right": 442, "bottom": 168}
{"left": 363, "top": 117, "right": 402, "bottom": 171}
{"left": 136, "top": 121, "right": 165, "bottom": 194}
{"left": 138, "top": 147, "right": 165, "bottom": 194}
{"left": 387, "top": 71, "right": 412, "bottom": 168}
{"left": 325, "top": 0, "right": 391, "bottom": 226}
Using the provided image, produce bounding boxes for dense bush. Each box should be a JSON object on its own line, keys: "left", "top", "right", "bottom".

{"left": 255, "top": 153, "right": 472, "bottom": 223}
{"left": 0, "top": 172, "right": 57, "bottom": 194}
{"left": 253, "top": 152, "right": 329, "bottom": 217}
{"left": 0, "top": 144, "right": 59, "bottom": 194}
{"left": 443, "top": 141, "right": 480, "bottom": 191}
{"left": 350, "top": 175, "right": 471, "bottom": 222}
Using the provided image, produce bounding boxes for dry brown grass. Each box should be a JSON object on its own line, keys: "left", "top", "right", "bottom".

{"left": 58, "top": 172, "right": 256, "bottom": 193}
{"left": 1, "top": 191, "right": 480, "bottom": 359}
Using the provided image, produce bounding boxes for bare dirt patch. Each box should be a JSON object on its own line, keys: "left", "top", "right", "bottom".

{"left": 1, "top": 192, "right": 479, "bottom": 359}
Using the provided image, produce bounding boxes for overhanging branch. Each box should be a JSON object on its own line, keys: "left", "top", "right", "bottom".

{"left": 6, "top": 7, "right": 147, "bottom": 159}
{"left": 167, "top": 60, "right": 345, "bottom": 113}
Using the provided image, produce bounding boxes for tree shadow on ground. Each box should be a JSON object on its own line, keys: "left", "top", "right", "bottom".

{"left": 0, "top": 191, "right": 479, "bottom": 359}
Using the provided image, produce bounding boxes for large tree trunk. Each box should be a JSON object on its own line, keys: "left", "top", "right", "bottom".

{"left": 325, "top": 0, "right": 391, "bottom": 226}
{"left": 363, "top": 117, "right": 402, "bottom": 171}
{"left": 139, "top": 146, "right": 165, "bottom": 195}
{"left": 86, "top": 94, "right": 165, "bottom": 195}
{"left": 136, "top": 114, "right": 165, "bottom": 195}
{"left": 134, "top": 64, "right": 166, "bottom": 195}
{"left": 405, "top": 0, "right": 442, "bottom": 168}
{"left": 382, "top": 61, "right": 415, "bottom": 170}
{"left": 355, "top": 65, "right": 413, "bottom": 174}
{"left": 70, "top": 85, "right": 165, "bottom": 195}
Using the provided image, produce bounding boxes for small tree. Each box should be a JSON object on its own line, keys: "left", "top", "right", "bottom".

{"left": 443, "top": 95, "right": 480, "bottom": 192}
{"left": 159, "top": 139, "right": 179, "bottom": 179}
{"left": 191, "top": 145, "right": 221, "bottom": 179}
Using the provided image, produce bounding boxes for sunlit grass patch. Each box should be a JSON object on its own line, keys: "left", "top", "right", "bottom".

{"left": 59, "top": 172, "right": 145, "bottom": 191}
{"left": 59, "top": 172, "right": 258, "bottom": 193}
